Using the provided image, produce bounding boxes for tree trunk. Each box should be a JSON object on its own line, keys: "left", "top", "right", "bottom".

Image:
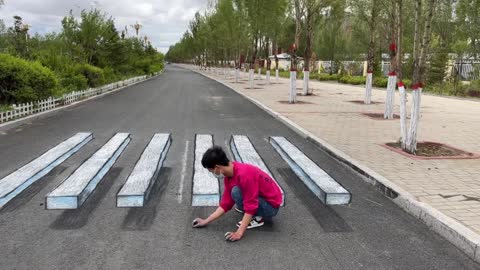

{"left": 293, "top": 0, "right": 302, "bottom": 71}
{"left": 294, "top": 0, "right": 302, "bottom": 49}
{"left": 396, "top": 0, "right": 403, "bottom": 81}
{"left": 417, "top": 0, "right": 435, "bottom": 84}
{"left": 303, "top": 11, "right": 314, "bottom": 96}
{"left": 406, "top": 0, "right": 436, "bottom": 154}
{"left": 365, "top": 0, "right": 378, "bottom": 105}
{"left": 396, "top": 0, "right": 407, "bottom": 148}
{"left": 384, "top": 1, "right": 399, "bottom": 119}
{"left": 412, "top": 0, "right": 422, "bottom": 82}
{"left": 252, "top": 37, "right": 258, "bottom": 70}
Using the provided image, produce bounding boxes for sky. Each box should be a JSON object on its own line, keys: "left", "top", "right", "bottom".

{"left": 0, "top": 0, "right": 211, "bottom": 53}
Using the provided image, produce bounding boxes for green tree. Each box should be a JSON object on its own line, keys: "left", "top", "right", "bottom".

{"left": 7, "top": 16, "right": 30, "bottom": 58}
{"left": 456, "top": 0, "right": 480, "bottom": 58}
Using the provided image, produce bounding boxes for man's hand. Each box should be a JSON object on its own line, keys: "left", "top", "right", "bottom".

{"left": 192, "top": 218, "right": 208, "bottom": 228}
{"left": 192, "top": 207, "right": 225, "bottom": 228}
{"left": 224, "top": 230, "right": 244, "bottom": 242}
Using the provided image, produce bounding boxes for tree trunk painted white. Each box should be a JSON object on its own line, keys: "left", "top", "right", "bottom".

{"left": 289, "top": 71, "right": 297, "bottom": 103}
{"left": 406, "top": 86, "right": 422, "bottom": 153}
{"left": 303, "top": 70, "right": 310, "bottom": 95}
{"left": 364, "top": 72, "right": 373, "bottom": 104}
{"left": 398, "top": 82, "right": 407, "bottom": 149}
{"left": 235, "top": 68, "right": 239, "bottom": 83}
{"left": 249, "top": 69, "right": 254, "bottom": 89}
{"left": 266, "top": 70, "right": 271, "bottom": 84}
{"left": 276, "top": 69, "right": 279, "bottom": 82}
{"left": 258, "top": 68, "right": 262, "bottom": 79}
{"left": 384, "top": 73, "right": 397, "bottom": 119}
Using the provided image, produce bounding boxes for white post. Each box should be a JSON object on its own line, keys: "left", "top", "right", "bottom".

{"left": 289, "top": 71, "right": 296, "bottom": 103}
{"left": 276, "top": 69, "right": 279, "bottom": 83}
{"left": 258, "top": 68, "right": 261, "bottom": 79}
{"left": 235, "top": 68, "right": 239, "bottom": 83}
{"left": 406, "top": 85, "right": 422, "bottom": 153}
{"left": 364, "top": 72, "right": 373, "bottom": 104}
{"left": 384, "top": 72, "right": 397, "bottom": 119}
{"left": 266, "top": 70, "right": 271, "bottom": 84}
{"left": 249, "top": 69, "right": 254, "bottom": 89}
{"left": 303, "top": 70, "right": 310, "bottom": 95}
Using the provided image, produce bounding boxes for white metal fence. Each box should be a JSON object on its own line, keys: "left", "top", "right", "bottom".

{"left": 0, "top": 73, "right": 158, "bottom": 124}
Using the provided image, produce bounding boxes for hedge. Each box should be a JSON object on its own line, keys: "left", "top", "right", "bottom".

{"left": 0, "top": 54, "right": 58, "bottom": 103}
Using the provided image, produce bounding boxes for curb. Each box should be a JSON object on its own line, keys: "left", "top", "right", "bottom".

{"left": 186, "top": 65, "right": 480, "bottom": 263}
{"left": 0, "top": 73, "right": 162, "bottom": 133}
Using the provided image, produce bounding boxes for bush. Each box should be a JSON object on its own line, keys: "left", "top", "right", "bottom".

{"left": 373, "top": 77, "right": 388, "bottom": 87}
{"left": 317, "top": 73, "right": 340, "bottom": 81}
{"left": 400, "top": 79, "right": 412, "bottom": 89}
{"left": 338, "top": 76, "right": 366, "bottom": 85}
{"left": 133, "top": 59, "right": 152, "bottom": 75}
{"left": 73, "top": 64, "right": 105, "bottom": 87}
{"left": 467, "top": 80, "right": 480, "bottom": 97}
{"left": 0, "top": 104, "right": 13, "bottom": 112}
{"left": 149, "top": 61, "right": 164, "bottom": 74}
{"left": 102, "top": 67, "right": 118, "bottom": 83}
{"left": 0, "top": 53, "right": 58, "bottom": 103}
{"left": 59, "top": 73, "right": 89, "bottom": 92}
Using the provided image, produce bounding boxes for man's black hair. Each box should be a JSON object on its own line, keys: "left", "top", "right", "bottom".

{"left": 201, "top": 146, "right": 230, "bottom": 169}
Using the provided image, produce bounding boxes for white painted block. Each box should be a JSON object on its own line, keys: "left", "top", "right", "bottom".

{"left": 230, "top": 135, "right": 285, "bottom": 206}
{"left": 270, "top": 136, "right": 351, "bottom": 205}
{"left": 192, "top": 134, "right": 219, "bottom": 206}
{"left": 0, "top": 133, "right": 92, "bottom": 209}
{"left": 46, "top": 133, "right": 130, "bottom": 209}
{"left": 117, "top": 134, "right": 171, "bottom": 207}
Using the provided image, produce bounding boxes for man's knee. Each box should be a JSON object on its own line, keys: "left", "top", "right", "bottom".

{"left": 231, "top": 186, "right": 242, "bottom": 201}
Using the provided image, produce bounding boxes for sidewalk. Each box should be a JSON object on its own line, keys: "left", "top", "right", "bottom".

{"left": 182, "top": 65, "right": 480, "bottom": 257}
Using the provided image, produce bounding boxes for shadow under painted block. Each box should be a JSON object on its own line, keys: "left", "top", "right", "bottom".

{"left": 1, "top": 166, "right": 67, "bottom": 213}
{"left": 121, "top": 167, "right": 171, "bottom": 231}
{"left": 277, "top": 168, "right": 352, "bottom": 233}
{"left": 49, "top": 167, "right": 122, "bottom": 230}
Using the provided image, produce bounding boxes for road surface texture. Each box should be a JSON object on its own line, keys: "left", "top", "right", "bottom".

{"left": 0, "top": 65, "right": 478, "bottom": 269}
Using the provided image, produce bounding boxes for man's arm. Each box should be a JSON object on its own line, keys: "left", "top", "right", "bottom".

{"left": 193, "top": 207, "right": 225, "bottom": 227}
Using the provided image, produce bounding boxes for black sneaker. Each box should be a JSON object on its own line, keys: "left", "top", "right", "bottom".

{"left": 234, "top": 207, "right": 244, "bottom": 214}
{"left": 236, "top": 216, "right": 264, "bottom": 229}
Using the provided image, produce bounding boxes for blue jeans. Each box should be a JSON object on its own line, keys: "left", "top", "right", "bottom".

{"left": 231, "top": 186, "right": 279, "bottom": 218}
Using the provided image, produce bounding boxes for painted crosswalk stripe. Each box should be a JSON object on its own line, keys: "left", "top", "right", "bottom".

{"left": 46, "top": 133, "right": 131, "bottom": 209}
{"left": 192, "top": 134, "right": 219, "bottom": 206}
{"left": 270, "top": 136, "right": 351, "bottom": 205}
{"left": 230, "top": 135, "right": 285, "bottom": 206}
{"left": 117, "top": 133, "right": 172, "bottom": 207}
{"left": 0, "top": 133, "right": 93, "bottom": 209}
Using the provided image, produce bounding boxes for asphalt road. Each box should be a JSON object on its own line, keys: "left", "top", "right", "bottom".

{"left": 0, "top": 65, "right": 478, "bottom": 270}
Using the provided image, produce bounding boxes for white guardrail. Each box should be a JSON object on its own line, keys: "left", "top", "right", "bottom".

{"left": 0, "top": 72, "right": 160, "bottom": 124}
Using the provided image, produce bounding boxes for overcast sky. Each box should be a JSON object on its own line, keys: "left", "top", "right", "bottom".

{"left": 0, "top": 0, "right": 211, "bottom": 53}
